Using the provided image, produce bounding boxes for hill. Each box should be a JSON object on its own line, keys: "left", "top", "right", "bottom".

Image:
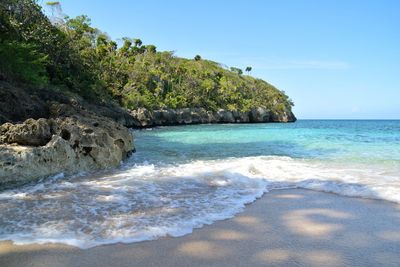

{"left": 0, "top": 0, "right": 295, "bottom": 121}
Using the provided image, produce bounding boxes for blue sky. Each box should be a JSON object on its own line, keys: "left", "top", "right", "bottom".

{"left": 41, "top": 0, "right": 400, "bottom": 119}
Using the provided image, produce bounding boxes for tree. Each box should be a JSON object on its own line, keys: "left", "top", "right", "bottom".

{"left": 119, "top": 37, "right": 132, "bottom": 55}
{"left": 0, "top": 0, "right": 294, "bottom": 115}
{"left": 0, "top": 40, "right": 48, "bottom": 85}
{"left": 230, "top": 67, "right": 243, "bottom": 75}
{"left": 245, "top": 66, "right": 252, "bottom": 74}
{"left": 133, "top": 38, "right": 142, "bottom": 47}
{"left": 146, "top": 45, "right": 157, "bottom": 53}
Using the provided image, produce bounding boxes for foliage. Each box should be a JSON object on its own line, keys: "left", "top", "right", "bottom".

{"left": 0, "top": 40, "right": 48, "bottom": 85}
{"left": 0, "top": 0, "right": 294, "bottom": 116}
{"left": 230, "top": 67, "right": 243, "bottom": 75}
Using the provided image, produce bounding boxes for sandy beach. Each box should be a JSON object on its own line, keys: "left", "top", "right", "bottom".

{"left": 1, "top": 189, "right": 399, "bottom": 267}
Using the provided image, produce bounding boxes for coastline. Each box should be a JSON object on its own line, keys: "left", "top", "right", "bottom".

{"left": 128, "top": 107, "right": 296, "bottom": 128}
{"left": 1, "top": 189, "right": 399, "bottom": 267}
{"left": 0, "top": 81, "right": 296, "bottom": 190}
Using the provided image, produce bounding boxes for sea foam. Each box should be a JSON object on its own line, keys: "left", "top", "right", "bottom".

{"left": 0, "top": 155, "right": 399, "bottom": 248}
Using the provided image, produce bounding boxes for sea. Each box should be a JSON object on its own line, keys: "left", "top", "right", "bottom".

{"left": 0, "top": 120, "right": 399, "bottom": 248}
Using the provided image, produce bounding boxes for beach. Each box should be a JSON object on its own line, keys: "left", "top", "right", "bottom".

{"left": 1, "top": 1, "right": 399, "bottom": 266}
{"left": 1, "top": 189, "right": 399, "bottom": 267}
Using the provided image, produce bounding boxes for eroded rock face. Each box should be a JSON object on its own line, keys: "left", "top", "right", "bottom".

{"left": 130, "top": 108, "right": 155, "bottom": 127}
{"left": 153, "top": 109, "right": 177, "bottom": 125}
{"left": 216, "top": 109, "right": 235, "bottom": 123}
{"left": 0, "top": 118, "right": 52, "bottom": 146}
{"left": 130, "top": 107, "right": 296, "bottom": 127}
{"left": 269, "top": 110, "right": 297, "bottom": 122}
{"left": 0, "top": 115, "right": 134, "bottom": 189}
{"left": 0, "top": 82, "right": 49, "bottom": 124}
{"left": 0, "top": 81, "right": 139, "bottom": 128}
{"left": 249, "top": 107, "right": 270, "bottom": 122}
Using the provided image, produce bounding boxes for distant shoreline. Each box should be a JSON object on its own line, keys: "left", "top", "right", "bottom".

{"left": 129, "top": 107, "right": 296, "bottom": 128}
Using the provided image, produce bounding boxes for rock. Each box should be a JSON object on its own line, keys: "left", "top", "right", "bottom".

{"left": 130, "top": 108, "right": 154, "bottom": 127}
{"left": 270, "top": 110, "right": 297, "bottom": 122}
{"left": 232, "top": 111, "right": 250, "bottom": 123}
{"left": 0, "top": 82, "right": 49, "bottom": 123}
{"left": 0, "top": 118, "right": 52, "bottom": 146}
{"left": 189, "top": 109, "right": 202, "bottom": 124}
{"left": 249, "top": 107, "right": 270, "bottom": 122}
{"left": 0, "top": 81, "right": 137, "bottom": 128}
{"left": 0, "top": 82, "right": 138, "bottom": 189}
{"left": 176, "top": 108, "right": 193, "bottom": 124}
{"left": 196, "top": 108, "right": 212, "bottom": 123}
{"left": 128, "top": 105, "right": 296, "bottom": 127}
{"left": 153, "top": 109, "right": 177, "bottom": 125}
{"left": 83, "top": 101, "right": 138, "bottom": 128}
{"left": 0, "top": 114, "right": 134, "bottom": 189}
{"left": 214, "top": 109, "right": 234, "bottom": 123}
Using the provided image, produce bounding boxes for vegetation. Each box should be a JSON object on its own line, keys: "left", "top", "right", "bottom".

{"left": 0, "top": 0, "right": 294, "bottom": 114}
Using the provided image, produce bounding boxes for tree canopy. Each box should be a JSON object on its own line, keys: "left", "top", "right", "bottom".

{"left": 0, "top": 0, "right": 294, "bottom": 115}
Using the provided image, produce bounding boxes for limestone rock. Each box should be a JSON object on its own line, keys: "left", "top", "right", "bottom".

{"left": 0, "top": 118, "right": 52, "bottom": 146}
{"left": 270, "top": 110, "right": 297, "bottom": 122}
{"left": 213, "top": 109, "right": 232, "bottom": 123}
{"left": 249, "top": 107, "right": 270, "bottom": 122}
{"left": 153, "top": 109, "right": 177, "bottom": 125}
{"left": 176, "top": 108, "right": 193, "bottom": 124}
{"left": 129, "top": 105, "right": 296, "bottom": 127}
{"left": 232, "top": 111, "right": 250, "bottom": 123}
{"left": 130, "top": 108, "right": 154, "bottom": 127}
{"left": 0, "top": 115, "right": 134, "bottom": 189}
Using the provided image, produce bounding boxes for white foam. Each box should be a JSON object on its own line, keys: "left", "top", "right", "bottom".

{"left": 0, "top": 156, "right": 399, "bottom": 248}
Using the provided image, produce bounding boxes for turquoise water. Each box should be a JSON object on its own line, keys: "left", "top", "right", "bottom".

{"left": 133, "top": 120, "right": 400, "bottom": 165}
{"left": 1, "top": 120, "right": 399, "bottom": 248}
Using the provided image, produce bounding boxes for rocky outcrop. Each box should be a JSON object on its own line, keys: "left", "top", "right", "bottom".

{"left": 0, "top": 81, "right": 295, "bottom": 189}
{"left": 130, "top": 107, "right": 296, "bottom": 127}
{"left": 0, "top": 118, "right": 52, "bottom": 146}
{"left": 269, "top": 110, "right": 297, "bottom": 123}
{"left": 0, "top": 81, "right": 138, "bottom": 128}
{"left": 0, "top": 82, "right": 49, "bottom": 124}
{"left": 0, "top": 81, "right": 296, "bottom": 129}
{"left": 0, "top": 110, "right": 134, "bottom": 189}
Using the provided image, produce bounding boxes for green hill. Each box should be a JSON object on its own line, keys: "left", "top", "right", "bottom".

{"left": 0, "top": 0, "right": 295, "bottom": 119}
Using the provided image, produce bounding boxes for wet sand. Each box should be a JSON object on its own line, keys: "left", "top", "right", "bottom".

{"left": 1, "top": 189, "right": 399, "bottom": 267}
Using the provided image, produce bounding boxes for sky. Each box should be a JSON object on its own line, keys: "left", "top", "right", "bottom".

{"left": 40, "top": 0, "right": 400, "bottom": 119}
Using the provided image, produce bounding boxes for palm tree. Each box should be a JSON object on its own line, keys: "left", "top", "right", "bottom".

{"left": 245, "top": 66, "right": 252, "bottom": 74}
{"left": 134, "top": 38, "right": 142, "bottom": 47}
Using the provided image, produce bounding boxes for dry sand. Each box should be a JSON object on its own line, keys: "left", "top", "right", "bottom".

{"left": 0, "top": 189, "right": 399, "bottom": 267}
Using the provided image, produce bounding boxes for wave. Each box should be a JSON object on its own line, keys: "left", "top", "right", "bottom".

{"left": 0, "top": 156, "right": 399, "bottom": 248}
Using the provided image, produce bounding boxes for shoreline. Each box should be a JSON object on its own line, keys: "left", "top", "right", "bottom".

{"left": 129, "top": 107, "right": 296, "bottom": 128}
{"left": 1, "top": 188, "right": 399, "bottom": 267}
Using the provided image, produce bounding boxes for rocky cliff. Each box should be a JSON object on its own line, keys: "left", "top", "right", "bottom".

{"left": 0, "top": 82, "right": 134, "bottom": 189}
{"left": 0, "top": 81, "right": 295, "bottom": 189}
{"left": 0, "top": 110, "right": 134, "bottom": 189}
{"left": 129, "top": 107, "right": 296, "bottom": 127}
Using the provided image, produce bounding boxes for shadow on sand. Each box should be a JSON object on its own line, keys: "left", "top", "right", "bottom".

{"left": 0, "top": 188, "right": 399, "bottom": 267}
